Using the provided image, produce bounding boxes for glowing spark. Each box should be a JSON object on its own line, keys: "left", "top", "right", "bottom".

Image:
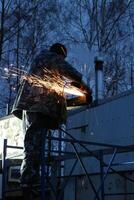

{"left": 64, "top": 87, "right": 84, "bottom": 96}
{"left": 12, "top": 73, "right": 17, "bottom": 77}
{"left": 4, "top": 68, "right": 9, "bottom": 72}
{"left": 1, "top": 65, "right": 26, "bottom": 78}
{"left": 1, "top": 65, "right": 85, "bottom": 97}
{"left": 23, "top": 69, "right": 85, "bottom": 97}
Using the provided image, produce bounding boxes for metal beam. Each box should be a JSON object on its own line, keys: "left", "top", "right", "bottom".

{"left": 2, "top": 139, "right": 7, "bottom": 200}
{"left": 6, "top": 145, "right": 23, "bottom": 150}
{"left": 71, "top": 143, "right": 100, "bottom": 200}
{"left": 58, "top": 159, "right": 78, "bottom": 200}
{"left": 60, "top": 128, "right": 134, "bottom": 185}
{"left": 94, "top": 148, "right": 117, "bottom": 200}
{"left": 48, "top": 135, "right": 126, "bottom": 149}
{"left": 99, "top": 150, "right": 105, "bottom": 200}
{"left": 41, "top": 128, "right": 47, "bottom": 200}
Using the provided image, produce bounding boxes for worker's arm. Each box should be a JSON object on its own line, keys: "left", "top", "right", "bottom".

{"left": 28, "top": 52, "right": 92, "bottom": 104}
{"left": 30, "top": 51, "right": 82, "bottom": 83}
{"left": 54, "top": 58, "right": 92, "bottom": 104}
{"left": 57, "top": 59, "right": 82, "bottom": 83}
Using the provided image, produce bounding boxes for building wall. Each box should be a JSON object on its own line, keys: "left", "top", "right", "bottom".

{"left": 67, "top": 91, "right": 134, "bottom": 146}
{"left": 64, "top": 91, "right": 134, "bottom": 199}
{"left": 64, "top": 171, "right": 134, "bottom": 200}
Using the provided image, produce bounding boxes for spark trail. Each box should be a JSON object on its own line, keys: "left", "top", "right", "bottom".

{"left": 23, "top": 68, "right": 85, "bottom": 97}
{"left": 1, "top": 66, "right": 85, "bottom": 97}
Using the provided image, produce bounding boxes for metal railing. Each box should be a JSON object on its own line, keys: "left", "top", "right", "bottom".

{"left": 2, "top": 128, "right": 134, "bottom": 200}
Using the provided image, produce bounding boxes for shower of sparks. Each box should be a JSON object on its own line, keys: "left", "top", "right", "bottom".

{"left": 1, "top": 66, "right": 86, "bottom": 97}
{"left": 22, "top": 69, "right": 85, "bottom": 97}
{"left": 3, "top": 66, "right": 26, "bottom": 76}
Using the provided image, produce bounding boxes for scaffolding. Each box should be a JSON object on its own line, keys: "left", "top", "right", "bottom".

{"left": 1, "top": 127, "right": 134, "bottom": 200}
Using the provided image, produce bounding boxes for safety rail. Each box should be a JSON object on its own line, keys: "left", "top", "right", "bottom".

{"left": 2, "top": 139, "right": 23, "bottom": 200}
{"left": 2, "top": 128, "right": 134, "bottom": 200}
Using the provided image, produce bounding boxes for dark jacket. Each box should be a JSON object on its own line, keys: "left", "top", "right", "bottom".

{"left": 12, "top": 50, "right": 82, "bottom": 126}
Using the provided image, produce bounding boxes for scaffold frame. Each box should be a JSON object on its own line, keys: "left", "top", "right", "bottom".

{"left": 1, "top": 127, "right": 134, "bottom": 200}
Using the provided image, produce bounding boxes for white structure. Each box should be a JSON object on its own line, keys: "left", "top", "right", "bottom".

{"left": 64, "top": 88, "right": 134, "bottom": 200}
{"left": 1, "top": 88, "right": 134, "bottom": 199}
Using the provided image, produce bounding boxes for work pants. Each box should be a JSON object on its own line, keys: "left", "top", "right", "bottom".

{"left": 21, "top": 111, "right": 46, "bottom": 186}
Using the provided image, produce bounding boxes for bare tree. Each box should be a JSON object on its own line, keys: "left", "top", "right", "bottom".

{"left": 0, "top": 0, "right": 64, "bottom": 116}
{"left": 0, "top": 0, "right": 6, "bottom": 62}
{"left": 58, "top": 0, "right": 134, "bottom": 96}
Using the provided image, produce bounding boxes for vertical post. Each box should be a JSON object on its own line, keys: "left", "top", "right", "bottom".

{"left": 47, "top": 130, "right": 51, "bottom": 177}
{"left": 99, "top": 150, "right": 105, "bottom": 200}
{"left": 94, "top": 56, "right": 104, "bottom": 102}
{"left": 131, "top": 64, "right": 133, "bottom": 88}
{"left": 2, "top": 139, "right": 7, "bottom": 200}
{"left": 75, "top": 176, "right": 77, "bottom": 200}
{"left": 58, "top": 159, "right": 78, "bottom": 200}
{"left": 72, "top": 143, "right": 100, "bottom": 200}
{"left": 41, "top": 128, "right": 47, "bottom": 200}
{"left": 51, "top": 161, "right": 57, "bottom": 200}
{"left": 6, "top": 103, "right": 9, "bottom": 115}
{"left": 58, "top": 129, "right": 62, "bottom": 176}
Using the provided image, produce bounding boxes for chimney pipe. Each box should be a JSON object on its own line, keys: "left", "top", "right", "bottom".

{"left": 94, "top": 56, "right": 104, "bottom": 101}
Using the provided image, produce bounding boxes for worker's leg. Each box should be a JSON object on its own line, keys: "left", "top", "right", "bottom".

{"left": 20, "top": 111, "right": 44, "bottom": 199}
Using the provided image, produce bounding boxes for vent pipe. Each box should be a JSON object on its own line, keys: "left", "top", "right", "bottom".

{"left": 94, "top": 56, "right": 104, "bottom": 101}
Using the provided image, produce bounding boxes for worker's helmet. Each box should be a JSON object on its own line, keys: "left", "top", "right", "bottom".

{"left": 50, "top": 43, "right": 67, "bottom": 58}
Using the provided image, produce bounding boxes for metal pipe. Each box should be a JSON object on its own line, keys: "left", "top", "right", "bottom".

{"left": 58, "top": 159, "right": 78, "bottom": 200}
{"left": 94, "top": 56, "right": 104, "bottom": 101}
{"left": 71, "top": 143, "right": 100, "bottom": 200}
{"left": 41, "top": 128, "right": 47, "bottom": 200}
{"left": 94, "top": 148, "right": 117, "bottom": 200}
{"left": 105, "top": 192, "right": 134, "bottom": 196}
{"left": 2, "top": 139, "right": 7, "bottom": 200}
{"left": 6, "top": 145, "right": 23, "bottom": 149}
{"left": 102, "top": 148, "right": 117, "bottom": 181}
{"left": 60, "top": 128, "right": 134, "bottom": 184}
{"left": 49, "top": 134, "right": 126, "bottom": 149}
{"left": 99, "top": 150, "right": 105, "bottom": 200}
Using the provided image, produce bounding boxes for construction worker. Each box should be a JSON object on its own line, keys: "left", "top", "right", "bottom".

{"left": 12, "top": 43, "right": 92, "bottom": 199}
